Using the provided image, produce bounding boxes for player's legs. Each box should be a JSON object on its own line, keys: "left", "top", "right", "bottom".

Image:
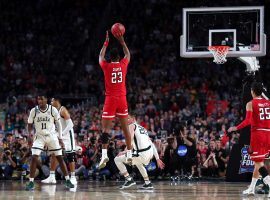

{"left": 136, "top": 163, "right": 153, "bottom": 190}
{"left": 114, "top": 154, "right": 136, "bottom": 189}
{"left": 42, "top": 154, "right": 57, "bottom": 184}
{"left": 66, "top": 152, "right": 77, "bottom": 184}
{"left": 47, "top": 134, "right": 74, "bottom": 188}
{"left": 98, "top": 119, "right": 112, "bottom": 169}
{"left": 116, "top": 96, "right": 132, "bottom": 163}
{"left": 63, "top": 132, "right": 77, "bottom": 184}
{"left": 100, "top": 96, "right": 116, "bottom": 169}
{"left": 26, "top": 135, "right": 45, "bottom": 190}
{"left": 243, "top": 161, "right": 263, "bottom": 195}
{"left": 244, "top": 131, "right": 269, "bottom": 195}
{"left": 118, "top": 118, "right": 132, "bottom": 164}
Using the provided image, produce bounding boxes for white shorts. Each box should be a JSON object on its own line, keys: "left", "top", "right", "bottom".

{"left": 32, "top": 133, "right": 62, "bottom": 156}
{"left": 62, "top": 129, "right": 76, "bottom": 153}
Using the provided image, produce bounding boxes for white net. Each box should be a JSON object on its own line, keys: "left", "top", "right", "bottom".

{"left": 208, "top": 46, "right": 230, "bottom": 64}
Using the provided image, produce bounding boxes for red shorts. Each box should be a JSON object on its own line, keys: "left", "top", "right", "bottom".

{"left": 249, "top": 130, "right": 269, "bottom": 162}
{"left": 102, "top": 96, "right": 128, "bottom": 120}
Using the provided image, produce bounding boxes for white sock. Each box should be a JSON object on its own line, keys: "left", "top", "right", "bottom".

{"left": 145, "top": 180, "right": 151, "bottom": 184}
{"left": 50, "top": 171, "right": 55, "bottom": 178}
{"left": 102, "top": 149, "right": 108, "bottom": 158}
{"left": 65, "top": 176, "right": 70, "bottom": 180}
{"left": 249, "top": 178, "right": 258, "bottom": 190}
{"left": 30, "top": 178, "right": 34, "bottom": 182}
{"left": 125, "top": 175, "right": 131, "bottom": 181}
{"left": 126, "top": 150, "right": 132, "bottom": 158}
{"left": 71, "top": 172, "right": 75, "bottom": 177}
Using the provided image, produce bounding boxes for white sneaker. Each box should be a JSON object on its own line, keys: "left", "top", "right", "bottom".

{"left": 242, "top": 187, "right": 255, "bottom": 195}
{"left": 70, "top": 176, "right": 77, "bottom": 185}
{"left": 98, "top": 157, "right": 109, "bottom": 169}
{"left": 41, "top": 176, "right": 57, "bottom": 184}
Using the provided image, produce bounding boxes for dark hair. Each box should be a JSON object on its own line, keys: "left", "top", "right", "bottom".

{"left": 37, "top": 91, "right": 48, "bottom": 98}
{"left": 110, "top": 48, "right": 120, "bottom": 61}
{"left": 129, "top": 111, "right": 136, "bottom": 118}
{"left": 251, "top": 82, "right": 263, "bottom": 96}
{"left": 53, "top": 95, "right": 62, "bottom": 104}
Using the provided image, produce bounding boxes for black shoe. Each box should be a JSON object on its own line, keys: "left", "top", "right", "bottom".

{"left": 139, "top": 183, "right": 154, "bottom": 190}
{"left": 119, "top": 178, "right": 136, "bottom": 189}
{"left": 25, "top": 181, "right": 35, "bottom": 191}
{"left": 65, "top": 179, "right": 75, "bottom": 188}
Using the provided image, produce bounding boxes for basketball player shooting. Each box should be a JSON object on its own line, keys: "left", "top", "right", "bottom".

{"left": 98, "top": 27, "right": 132, "bottom": 169}
{"left": 228, "top": 82, "right": 270, "bottom": 196}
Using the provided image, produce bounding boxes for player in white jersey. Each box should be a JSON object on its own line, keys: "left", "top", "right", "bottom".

{"left": 25, "top": 94, "right": 74, "bottom": 190}
{"left": 42, "top": 96, "right": 77, "bottom": 185}
{"left": 114, "top": 114, "right": 165, "bottom": 189}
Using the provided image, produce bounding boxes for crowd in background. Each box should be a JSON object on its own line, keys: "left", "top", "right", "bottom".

{"left": 0, "top": 0, "right": 270, "bottom": 181}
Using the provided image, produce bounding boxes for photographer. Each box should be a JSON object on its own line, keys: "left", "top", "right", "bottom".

{"left": 171, "top": 125, "right": 197, "bottom": 176}
{"left": 1, "top": 148, "right": 17, "bottom": 179}
{"left": 163, "top": 137, "right": 175, "bottom": 175}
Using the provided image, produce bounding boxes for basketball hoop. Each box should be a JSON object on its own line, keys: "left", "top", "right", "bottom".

{"left": 208, "top": 46, "right": 230, "bottom": 64}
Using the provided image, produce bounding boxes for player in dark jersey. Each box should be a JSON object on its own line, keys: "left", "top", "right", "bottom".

{"left": 228, "top": 82, "right": 270, "bottom": 196}
{"left": 98, "top": 31, "right": 132, "bottom": 169}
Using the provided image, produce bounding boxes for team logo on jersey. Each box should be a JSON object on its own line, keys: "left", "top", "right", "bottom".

{"left": 37, "top": 116, "right": 50, "bottom": 122}
{"left": 239, "top": 145, "right": 254, "bottom": 174}
{"left": 177, "top": 145, "right": 188, "bottom": 157}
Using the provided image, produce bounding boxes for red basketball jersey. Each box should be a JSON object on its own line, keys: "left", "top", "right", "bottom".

{"left": 99, "top": 58, "right": 129, "bottom": 96}
{"left": 251, "top": 98, "right": 270, "bottom": 130}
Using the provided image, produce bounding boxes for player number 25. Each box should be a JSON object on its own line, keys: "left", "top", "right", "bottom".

{"left": 111, "top": 72, "right": 123, "bottom": 83}
{"left": 259, "top": 108, "right": 270, "bottom": 120}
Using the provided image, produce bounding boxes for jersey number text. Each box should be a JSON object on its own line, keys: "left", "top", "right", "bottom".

{"left": 259, "top": 108, "right": 270, "bottom": 120}
{"left": 41, "top": 123, "right": 47, "bottom": 130}
{"left": 111, "top": 72, "right": 123, "bottom": 83}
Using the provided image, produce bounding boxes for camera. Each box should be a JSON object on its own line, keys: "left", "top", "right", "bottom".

{"left": 4, "top": 149, "right": 11, "bottom": 156}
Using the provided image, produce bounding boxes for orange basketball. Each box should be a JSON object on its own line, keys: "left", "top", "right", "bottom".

{"left": 111, "top": 23, "right": 125, "bottom": 37}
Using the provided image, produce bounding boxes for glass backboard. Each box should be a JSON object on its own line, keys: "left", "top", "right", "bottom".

{"left": 180, "top": 6, "right": 266, "bottom": 58}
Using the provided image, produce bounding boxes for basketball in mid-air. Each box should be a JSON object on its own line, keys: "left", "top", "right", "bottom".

{"left": 111, "top": 23, "right": 125, "bottom": 37}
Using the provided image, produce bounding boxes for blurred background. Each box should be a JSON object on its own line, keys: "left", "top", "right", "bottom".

{"left": 0, "top": 0, "right": 269, "bottom": 181}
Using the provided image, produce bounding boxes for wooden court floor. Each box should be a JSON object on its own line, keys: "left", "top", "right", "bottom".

{"left": 0, "top": 180, "right": 265, "bottom": 200}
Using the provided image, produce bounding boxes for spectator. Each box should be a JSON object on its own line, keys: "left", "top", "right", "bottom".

{"left": 203, "top": 140, "right": 218, "bottom": 177}
{"left": 214, "top": 140, "right": 228, "bottom": 177}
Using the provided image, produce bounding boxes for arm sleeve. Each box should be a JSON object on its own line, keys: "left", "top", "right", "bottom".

{"left": 27, "top": 109, "right": 35, "bottom": 124}
{"left": 62, "top": 119, "right": 74, "bottom": 136}
{"left": 151, "top": 142, "right": 160, "bottom": 160}
{"left": 236, "top": 111, "right": 252, "bottom": 130}
{"left": 55, "top": 119, "right": 63, "bottom": 139}
{"left": 52, "top": 107, "right": 62, "bottom": 139}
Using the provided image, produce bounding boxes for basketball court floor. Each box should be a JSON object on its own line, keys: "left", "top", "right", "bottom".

{"left": 0, "top": 180, "right": 265, "bottom": 200}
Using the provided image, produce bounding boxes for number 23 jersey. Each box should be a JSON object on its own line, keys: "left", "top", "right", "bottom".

{"left": 99, "top": 58, "right": 129, "bottom": 96}
{"left": 252, "top": 98, "right": 270, "bottom": 130}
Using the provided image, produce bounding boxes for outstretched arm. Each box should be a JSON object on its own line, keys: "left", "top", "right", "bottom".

{"left": 60, "top": 107, "right": 74, "bottom": 136}
{"left": 116, "top": 36, "right": 130, "bottom": 63}
{"left": 228, "top": 101, "right": 253, "bottom": 132}
{"left": 99, "top": 31, "right": 109, "bottom": 64}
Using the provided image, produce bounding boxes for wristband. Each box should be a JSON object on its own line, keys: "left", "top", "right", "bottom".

{"left": 104, "top": 41, "right": 109, "bottom": 47}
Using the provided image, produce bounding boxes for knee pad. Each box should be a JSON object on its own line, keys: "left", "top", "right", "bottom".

{"left": 101, "top": 132, "right": 110, "bottom": 144}
{"left": 66, "top": 152, "right": 76, "bottom": 163}
{"left": 259, "top": 166, "right": 268, "bottom": 178}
